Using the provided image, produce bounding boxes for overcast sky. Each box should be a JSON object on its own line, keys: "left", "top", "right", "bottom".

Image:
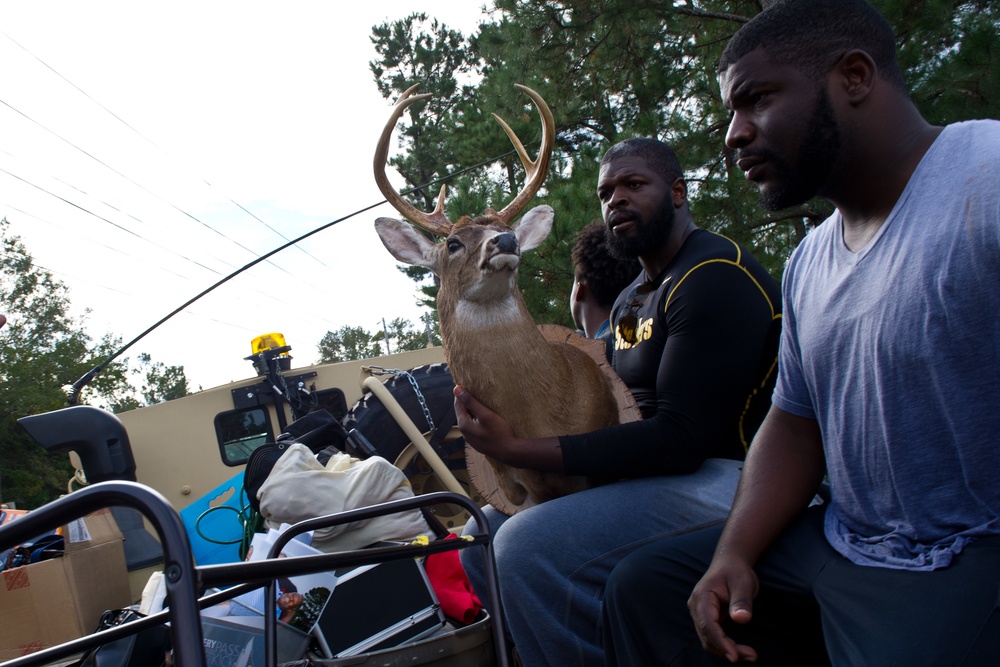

{"left": 0, "top": 1, "right": 492, "bottom": 392}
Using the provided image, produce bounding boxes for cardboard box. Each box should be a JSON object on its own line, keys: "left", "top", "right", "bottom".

{"left": 0, "top": 509, "right": 132, "bottom": 661}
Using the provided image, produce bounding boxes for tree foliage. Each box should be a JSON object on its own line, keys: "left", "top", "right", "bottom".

{"left": 367, "top": 0, "right": 998, "bottom": 328}
{"left": 317, "top": 326, "right": 384, "bottom": 363}
{"left": 0, "top": 219, "right": 190, "bottom": 508}
{"left": 110, "top": 353, "right": 192, "bottom": 413}
{"left": 316, "top": 316, "right": 440, "bottom": 363}
{"left": 380, "top": 314, "right": 441, "bottom": 354}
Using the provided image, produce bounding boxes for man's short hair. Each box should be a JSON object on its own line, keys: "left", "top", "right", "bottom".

{"left": 600, "top": 137, "right": 684, "bottom": 185}
{"left": 719, "top": 0, "right": 906, "bottom": 92}
{"left": 572, "top": 221, "right": 641, "bottom": 308}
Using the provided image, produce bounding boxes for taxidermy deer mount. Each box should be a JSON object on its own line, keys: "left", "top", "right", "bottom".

{"left": 373, "top": 83, "right": 637, "bottom": 513}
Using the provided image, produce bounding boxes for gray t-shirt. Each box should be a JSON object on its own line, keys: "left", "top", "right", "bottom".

{"left": 773, "top": 120, "right": 1000, "bottom": 571}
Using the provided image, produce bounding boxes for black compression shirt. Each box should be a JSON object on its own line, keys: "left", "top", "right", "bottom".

{"left": 560, "top": 229, "right": 781, "bottom": 478}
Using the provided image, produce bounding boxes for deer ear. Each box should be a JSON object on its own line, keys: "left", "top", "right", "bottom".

{"left": 513, "top": 205, "right": 553, "bottom": 252}
{"left": 374, "top": 218, "right": 437, "bottom": 268}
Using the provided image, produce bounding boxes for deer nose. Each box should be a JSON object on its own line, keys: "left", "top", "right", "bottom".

{"left": 493, "top": 232, "right": 518, "bottom": 254}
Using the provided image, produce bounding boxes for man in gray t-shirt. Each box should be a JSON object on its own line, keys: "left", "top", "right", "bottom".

{"left": 775, "top": 119, "right": 1000, "bottom": 573}
{"left": 602, "top": 1, "right": 1000, "bottom": 665}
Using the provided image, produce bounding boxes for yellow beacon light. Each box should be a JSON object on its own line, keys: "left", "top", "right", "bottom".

{"left": 248, "top": 333, "right": 292, "bottom": 374}
{"left": 250, "top": 332, "right": 288, "bottom": 354}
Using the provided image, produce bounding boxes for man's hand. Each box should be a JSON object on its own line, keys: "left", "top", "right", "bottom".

{"left": 453, "top": 385, "right": 517, "bottom": 460}
{"left": 454, "top": 386, "right": 566, "bottom": 472}
{"left": 688, "top": 557, "right": 760, "bottom": 663}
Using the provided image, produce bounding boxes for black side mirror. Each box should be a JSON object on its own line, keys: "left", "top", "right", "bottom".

{"left": 18, "top": 405, "right": 137, "bottom": 483}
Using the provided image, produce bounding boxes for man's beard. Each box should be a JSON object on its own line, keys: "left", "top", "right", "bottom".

{"left": 758, "top": 87, "right": 841, "bottom": 211}
{"left": 605, "top": 193, "right": 675, "bottom": 260}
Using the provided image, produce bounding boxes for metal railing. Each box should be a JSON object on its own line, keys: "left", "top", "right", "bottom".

{"left": 0, "top": 485, "right": 506, "bottom": 667}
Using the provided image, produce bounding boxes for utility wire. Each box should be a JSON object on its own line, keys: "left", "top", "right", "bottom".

{"left": 0, "top": 97, "right": 277, "bottom": 272}
{"left": 0, "top": 29, "right": 334, "bottom": 271}
{"left": 0, "top": 147, "right": 351, "bottom": 318}
{"left": 0, "top": 33, "right": 546, "bottom": 326}
{"left": 0, "top": 165, "right": 224, "bottom": 276}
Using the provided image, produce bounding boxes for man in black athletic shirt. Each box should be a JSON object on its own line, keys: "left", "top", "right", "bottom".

{"left": 455, "top": 138, "right": 781, "bottom": 667}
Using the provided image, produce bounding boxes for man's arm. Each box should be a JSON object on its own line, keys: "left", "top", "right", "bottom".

{"left": 560, "top": 259, "right": 780, "bottom": 476}
{"left": 688, "top": 405, "right": 825, "bottom": 663}
{"left": 455, "top": 259, "right": 780, "bottom": 478}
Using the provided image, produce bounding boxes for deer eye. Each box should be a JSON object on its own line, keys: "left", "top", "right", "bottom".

{"left": 446, "top": 238, "right": 463, "bottom": 254}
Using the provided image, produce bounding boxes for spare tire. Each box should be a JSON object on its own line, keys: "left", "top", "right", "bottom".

{"left": 343, "top": 363, "right": 458, "bottom": 464}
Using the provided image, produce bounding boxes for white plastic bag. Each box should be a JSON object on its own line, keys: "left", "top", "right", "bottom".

{"left": 257, "top": 444, "right": 429, "bottom": 552}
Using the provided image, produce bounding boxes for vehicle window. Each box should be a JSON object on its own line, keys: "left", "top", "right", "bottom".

{"left": 215, "top": 407, "right": 274, "bottom": 466}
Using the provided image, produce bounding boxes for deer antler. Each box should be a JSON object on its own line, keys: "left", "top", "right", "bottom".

{"left": 373, "top": 84, "right": 454, "bottom": 237}
{"left": 490, "top": 84, "right": 556, "bottom": 226}
{"left": 374, "top": 83, "right": 556, "bottom": 236}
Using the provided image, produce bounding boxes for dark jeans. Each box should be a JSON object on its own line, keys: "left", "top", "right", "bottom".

{"left": 603, "top": 506, "right": 1000, "bottom": 666}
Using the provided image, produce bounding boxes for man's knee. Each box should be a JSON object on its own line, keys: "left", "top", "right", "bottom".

{"left": 608, "top": 527, "right": 720, "bottom": 617}
{"left": 491, "top": 513, "right": 548, "bottom": 586}
{"left": 604, "top": 543, "right": 653, "bottom": 608}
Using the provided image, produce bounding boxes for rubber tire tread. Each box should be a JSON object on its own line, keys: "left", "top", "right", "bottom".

{"left": 343, "top": 363, "right": 457, "bottom": 465}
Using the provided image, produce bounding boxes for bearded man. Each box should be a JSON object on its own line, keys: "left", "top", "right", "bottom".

{"left": 455, "top": 137, "right": 782, "bottom": 666}
{"left": 603, "top": 1, "right": 1000, "bottom": 665}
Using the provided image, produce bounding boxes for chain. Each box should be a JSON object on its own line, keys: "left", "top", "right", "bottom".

{"left": 367, "top": 366, "right": 435, "bottom": 431}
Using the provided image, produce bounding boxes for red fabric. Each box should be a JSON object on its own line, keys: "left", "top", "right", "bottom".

{"left": 424, "top": 534, "right": 483, "bottom": 625}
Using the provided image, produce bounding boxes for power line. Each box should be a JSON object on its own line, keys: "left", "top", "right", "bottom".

{"left": 0, "top": 28, "right": 335, "bottom": 271}
{"left": 0, "top": 96, "right": 266, "bottom": 265}
{"left": 0, "top": 165, "right": 224, "bottom": 276}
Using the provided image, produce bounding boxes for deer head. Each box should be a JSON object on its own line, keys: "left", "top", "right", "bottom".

{"left": 373, "top": 85, "right": 555, "bottom": 321}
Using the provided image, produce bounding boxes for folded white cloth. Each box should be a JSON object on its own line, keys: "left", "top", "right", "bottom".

{"left": 257, "top": 444, "right": 430, "bottom": 552}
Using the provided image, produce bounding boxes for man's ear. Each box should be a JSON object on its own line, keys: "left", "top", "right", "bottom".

{"left": 670, "top": 177, "right": 688, "bottom": 208}
{"left": 837, "top": 49, "right": 877, "bottom": 105}
{"left": 573, "top": 279, "right": 589, "bottom": 303}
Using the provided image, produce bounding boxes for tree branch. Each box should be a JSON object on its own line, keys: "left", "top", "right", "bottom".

{"left": 668, "top": 6, "right": 752, "bottom": 24}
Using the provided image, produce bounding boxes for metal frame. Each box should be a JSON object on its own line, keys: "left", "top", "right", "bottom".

{"left": 252, "top": 491, "right": 508, "bottom": 666}
{"left": 0, "top": 484, "right": 507, "bottom": 667}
